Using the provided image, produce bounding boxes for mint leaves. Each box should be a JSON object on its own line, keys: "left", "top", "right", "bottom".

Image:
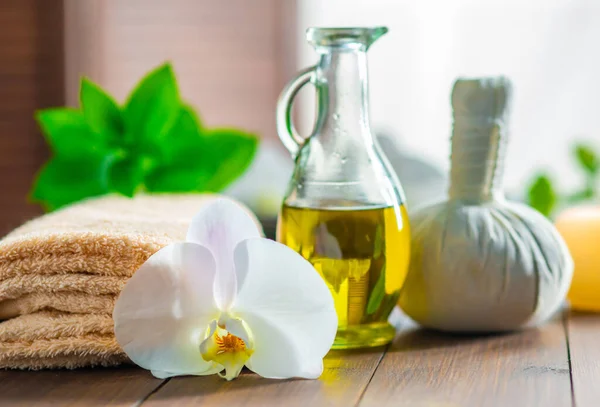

{"left": 80, "top": 78, "right": 124, "bottom": 139}
{"left": 31, "top": 62, "right": 258, "bottom": 211}
{"left": 124, "top": 64, "right": 180, "bottom": 147}
{"left": 527, "top": 174, "right": 557, "bottom": 217}
{"left": 527, "top": 142, "right": 599, "bottom": 218}
{"left": 575, "top": 144, "right": 599, "bottom": 176}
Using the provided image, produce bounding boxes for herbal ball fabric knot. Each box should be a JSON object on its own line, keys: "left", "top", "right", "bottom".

{"left": 398, "top": 77, "right": 573, "bottom": 332}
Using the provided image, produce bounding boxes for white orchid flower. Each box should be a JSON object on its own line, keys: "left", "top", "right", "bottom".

{"left": 113, "top": 198, "right": 337, "bottom": 381}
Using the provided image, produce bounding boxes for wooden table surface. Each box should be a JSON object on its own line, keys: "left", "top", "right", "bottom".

{"left": 0, "top": 309, "right": 597, "bottom": 407}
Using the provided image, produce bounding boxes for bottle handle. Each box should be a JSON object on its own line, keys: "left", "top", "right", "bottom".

{"left": 276, "top": 66, "right": 316, "bottom": 157}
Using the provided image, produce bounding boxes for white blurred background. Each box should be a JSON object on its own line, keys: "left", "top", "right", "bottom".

{"left": 295, "top": 0, "right": 600, "bottom": 197}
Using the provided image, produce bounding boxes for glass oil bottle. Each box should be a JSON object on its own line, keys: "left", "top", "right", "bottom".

{"left": 275, "top": 27, "right": 411, "bottom": 349}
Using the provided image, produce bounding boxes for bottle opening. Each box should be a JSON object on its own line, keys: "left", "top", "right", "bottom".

{"left": 306, "top": 27, "right": 388, "bottom": 50}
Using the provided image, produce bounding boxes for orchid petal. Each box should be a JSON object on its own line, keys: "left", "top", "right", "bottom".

{"left": 199, "top": 320, "right": 219, "bottom": 357}
{"left": 113, "top": 242, "right": 218, "bottom": 377}
{"left": 232, "top": 238, "right": 337, "bottom": 379}
{"left": 186, "top": 198, "right": 262, "bottom": 310}
{"left": 151, "top": 365, "right": 222, "bottom": 380}
{"left": 240, "top": 314, "right": 324, "bottom": 378}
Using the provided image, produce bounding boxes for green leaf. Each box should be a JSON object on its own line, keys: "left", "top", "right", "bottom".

{"left": 146, "top": 127, "right": 258, "bottom": 193}
{"left": 373, "top": 225, "right": 384, "bottom": 258}
{"left": 80, "top": 77, "right": 124, "bottom": 140}
{"left": 160, "top": 105, "right": 204, "bottom": 165}
{"left": 108, "top": 156, "right": 148, "bottom": 197}
{"left": 378, "top": 294, "right": 400, "bottom": 321}
{"left": 566, "top": 188, "right": 595, "bottom": 204}
{"left": 145, "top": 166, "right": 213, "bottom": 193}
{"left": 527, "top": 174, "right": 557, "bottom": 217}
{"left": 30, "top": 154, "right": 114, "bottom": 211}
{"left": 144, "top": 105, "right": 210, "bottom": 192}
{"left": 200, "top": 128, "right": 259, "bottom": 191}
{"left": 367, "top": 267, "right": 386, "bottom": 315}
{"left": 35, "top": 109, "right": 107, "bottom": 157}
{"left": 124, "top": 63, "right": 180, "bottom": 146}
{"left": 574, "top": 144, "right": 599, "bottom": 175}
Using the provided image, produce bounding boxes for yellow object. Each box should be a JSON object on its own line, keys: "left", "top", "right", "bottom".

{"left": 555, "top": 205, "right": 600, "bottom": 312}
{"left": 278, "top": 204, "right": 410, "bottom": 349}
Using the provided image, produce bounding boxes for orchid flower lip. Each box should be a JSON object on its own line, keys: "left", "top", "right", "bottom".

{"left": 113, "top": 198, "right": 338, "bottom": 381}
{"left": 199, "top": 313, "right": 255, "bottom": 380}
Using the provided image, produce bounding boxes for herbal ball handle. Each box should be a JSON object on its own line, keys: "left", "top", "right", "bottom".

{"left": 276, "top": 66, "right": 316, "bottom": 157}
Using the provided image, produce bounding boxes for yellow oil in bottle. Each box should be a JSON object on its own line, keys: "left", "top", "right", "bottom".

{"left": 277, "top": 204, "right": 411, "bottom": 349}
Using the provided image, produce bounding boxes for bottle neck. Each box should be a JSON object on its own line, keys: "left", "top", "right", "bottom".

{"left": 448, "top": 115, "right": 507, "bottom": 202}
{"left": 314, "top": 48, "right": 372, "bottom": 144}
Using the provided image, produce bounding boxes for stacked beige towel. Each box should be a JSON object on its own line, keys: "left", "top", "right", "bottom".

{"left": 0, "top": 194, "right": 217, "bottom": 369}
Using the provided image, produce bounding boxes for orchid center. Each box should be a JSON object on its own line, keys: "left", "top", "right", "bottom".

{"left": 215, "top": 332, "right": 247, "bottom": 354}
{"left": 199, "top": 317, "right": 253, "bottom": 381}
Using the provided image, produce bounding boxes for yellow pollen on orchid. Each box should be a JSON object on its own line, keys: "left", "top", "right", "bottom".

{"left": 215, "top": 333, "right": 248, "bottom": 355}
{"left": 200, "top": 324, "right": 254, "bottom": 381}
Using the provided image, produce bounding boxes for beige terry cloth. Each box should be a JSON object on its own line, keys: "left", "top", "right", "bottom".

{"left": 0, "top": 194, "right": 219, "bottom": 369}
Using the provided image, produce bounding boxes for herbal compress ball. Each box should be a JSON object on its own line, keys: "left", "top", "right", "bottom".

{"left": 398, "top": 77, "right": 573, "bottom": 332}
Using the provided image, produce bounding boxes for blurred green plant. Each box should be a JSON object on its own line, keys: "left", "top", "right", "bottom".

{"left": 527, "top": 143, "right": 599, "bottom": 217}
{"left": 31, "top": 63, "right": 258, "bottom": 211}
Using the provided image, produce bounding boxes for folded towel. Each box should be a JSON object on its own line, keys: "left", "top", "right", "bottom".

{"left": 0, "top": 194, "right": 224, "bottom": 369}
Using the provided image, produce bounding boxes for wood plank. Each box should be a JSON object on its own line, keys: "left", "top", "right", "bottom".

{"left": 0, "top": 366, "right": 164, "bottom": 406}
{"left": 566, "top": 311, "right": 600, "bottom": 407}
{"left": 143, "top": 348, "right": 385, "bottom": 407}
{"left": 359, "top": 315, "right": 572, "bottom": 407}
